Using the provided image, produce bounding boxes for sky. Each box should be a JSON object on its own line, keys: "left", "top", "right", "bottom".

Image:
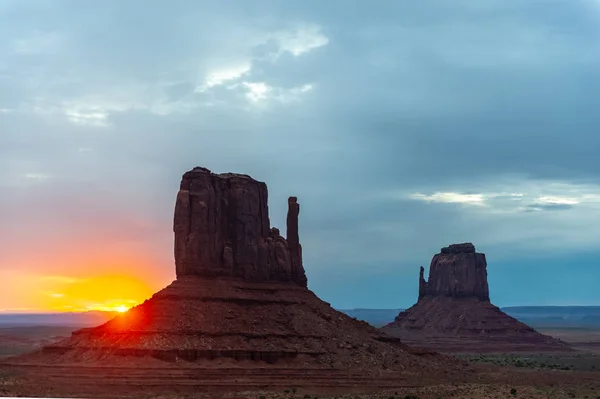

{"left": 2, "top": 0, "right": 600, "bottom": 312}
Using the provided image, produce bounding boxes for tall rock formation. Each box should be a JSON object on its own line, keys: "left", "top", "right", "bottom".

{"left": 286, "top": 196, "right": 308, "bottom": 286}
{"left": 418, "top": 243, "right": 489, "bottom": 301}
{"left": 382, "top": 243, "right": 571, "bottom": 353}
{"left": 173, "top": 167, "right": 306, "bottom": 285}
{"left": 4, "top": 167, "right": 464, "bottom": 396}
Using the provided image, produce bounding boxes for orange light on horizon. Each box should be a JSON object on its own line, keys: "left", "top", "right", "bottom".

{"left": 114, "top": 305, "right": 130, "bottom": 313}
{"left": 78, "top": 302, "right": 135, "bottom": 313}
{"left": 49, "top": 274, "right": 152, "bottom": 312}
{"left": 1, "top": 272, "right": 156, "bottom": 313}
{"left": 87, "top": 304, "right": 132, "bottom": 313}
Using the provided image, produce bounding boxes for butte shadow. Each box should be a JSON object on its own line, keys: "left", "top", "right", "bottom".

{"left": 381, "top": 243, "right": 572, "bottom": 353}
{"left": 2, "top": 167, "right": 468, "bottom": 396}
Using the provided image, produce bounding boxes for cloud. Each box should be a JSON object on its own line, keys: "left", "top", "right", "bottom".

{"left": 536, "top": 196, "right": 580, "bottom": 206}
{"left": 407, "top": 180, "right": 600, "bottom": 215}
{"left": 63, "top": 107, "right": 110, "bottom": 127}
{"left": 409, "top": 192, "right": 486, "bottom": 206}
{"left": 197, "top": 63, "right": 252, "bottom": 92}
{"left": 525, "top": 203, "right": 574, "bottom": 212}
{"left": 194, "top": 25, "right": 327, "bottom": 92}
{"left": 243, "top": 82, "right": 271, "bottom": 102}
{"left": 190, "top": 24, "right": 325, "bottom": 108}
{"left": 12, "top": 20, "right": 325, "bottom": 127}
{"left": 24, "top": 173, "right": 51, "bottom": 180}
{"left": 3, "top": 0, "right": 600, "bottom": 308}
{"left": 270, "top": 24, "right": 329, "bottom": 57}
{"left": 374, "top": 177, "right": 600, "bottom": 264}
{"left": 38, "top": 276, "right": 82, "bottom": 285}
{"left": 22, "top": 7, "right": 327, "bottom": 125}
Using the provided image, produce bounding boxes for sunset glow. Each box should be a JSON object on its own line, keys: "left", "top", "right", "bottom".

{"left": 1, "top": 270, "right": 157, "bottom": 313}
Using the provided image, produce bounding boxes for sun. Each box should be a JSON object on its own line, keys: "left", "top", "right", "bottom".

{"left": 114, "top": 305, "right": 129, "bottom": 313}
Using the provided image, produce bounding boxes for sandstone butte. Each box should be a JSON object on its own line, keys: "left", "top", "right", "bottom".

{"left": 2, "top": 167, "right": 471, "bottom": 396}
{"left": 381, "top": 243, "right": 572, "bottom": 353}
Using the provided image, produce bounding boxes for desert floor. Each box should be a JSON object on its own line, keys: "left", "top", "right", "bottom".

{"left": 1, "top": 326, "right": 600, "bottom": 398}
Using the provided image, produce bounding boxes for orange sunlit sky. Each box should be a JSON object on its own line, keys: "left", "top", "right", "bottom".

{"left": 1, "top": 179, "right": 177, "bottom": 313}
{"left": 1, "top": 271, "right": 156, "bottom": 313}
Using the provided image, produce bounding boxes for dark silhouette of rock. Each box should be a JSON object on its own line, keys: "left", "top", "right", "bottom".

{"left": 440, "top": 243, "right": 475, "bottom": 254}
{"left": 287, "top": 196, "right": 307, "bottom": 286}
{"left": 418, "top": 243, "right": 489, "bottom": 301}
{"left": 382, "top": 243, "right": 571, "bottom": 353}
{"left": 5, "top": 167, "right": 465, "bottom": 396}
{"left": 173, "top": 167, "right": 306, "bottom": 286}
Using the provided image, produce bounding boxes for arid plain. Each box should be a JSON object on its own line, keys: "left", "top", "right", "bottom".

{"left": 2, "top": 320, "right": 600, "bottom": 398}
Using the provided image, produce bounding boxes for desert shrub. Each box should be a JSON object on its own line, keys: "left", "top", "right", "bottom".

{"left": 510, "top": 388, "right": 517, "bottom": 396}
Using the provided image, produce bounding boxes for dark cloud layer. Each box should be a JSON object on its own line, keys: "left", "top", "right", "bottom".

{"left": 2, "top": 0, "right": 600, "bottom": 308}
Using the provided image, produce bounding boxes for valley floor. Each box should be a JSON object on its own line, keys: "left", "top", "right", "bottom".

{"left": 2, "top": 325, "right": 600, "bottom": 398}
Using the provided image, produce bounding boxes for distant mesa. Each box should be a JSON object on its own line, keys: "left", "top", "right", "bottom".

{"left": 419, "top": 243, "right": 489, "bottom": 302}
{"left": 382, "top": 243, "right": 572, "bottom": 353}
{"left": 3, "top": 167, "right": 464, "bottom": 395}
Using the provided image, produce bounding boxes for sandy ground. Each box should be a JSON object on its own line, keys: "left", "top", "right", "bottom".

{"left": 538, "top": 328, "right": 600, "bottom": 354}
{"left": 1, "top": 326, "right": 599, "bottom": 398}
{"left": 1, "top": 356, "right": 600, "bottom": 398}
{"left": 0, "top": 325, "right": 76, "bottom": 358}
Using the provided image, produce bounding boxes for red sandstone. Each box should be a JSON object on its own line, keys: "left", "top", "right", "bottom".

{"left": 382, "top": 243, "right": 572, "bottom": 353}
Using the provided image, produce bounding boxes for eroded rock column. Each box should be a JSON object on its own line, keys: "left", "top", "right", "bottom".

{"left": 287, "top": 197, "right": 307, "bottom": 287}
{"left": 173, "top": 166, "right": 307, "bottom": 286}
{"left": 419, "top": 243, "right": 490, "bottom": 301}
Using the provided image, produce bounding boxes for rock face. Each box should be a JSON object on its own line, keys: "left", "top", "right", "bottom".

{"left": 4, "top": 167, "right": 465, "bottom": 396}
{"left": 382, "top": 243, "right": 571, "bottom": 353}
{"left": 419, "top": 243, "right": 489, "bottom": 301}
{"left": 174, "top": 167, "right": 306, "bottom": 286}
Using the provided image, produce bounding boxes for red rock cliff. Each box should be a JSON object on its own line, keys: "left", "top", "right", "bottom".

{"left": 418, "top": 243, "right": 489, "bottom": 301}
{"left": 173, "top": 166, "right": 307, "bottom": 285}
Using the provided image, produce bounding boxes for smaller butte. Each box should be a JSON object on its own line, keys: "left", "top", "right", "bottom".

{"left": 381, "top": 243, "right": 572, "bottom": 353}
